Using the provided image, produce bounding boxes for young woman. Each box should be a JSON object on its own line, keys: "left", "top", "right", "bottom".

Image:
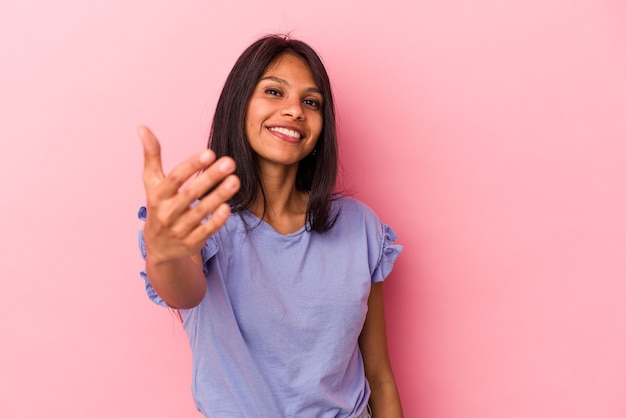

{"left": 138, "top": 34, "right": 403, "bottom": 417}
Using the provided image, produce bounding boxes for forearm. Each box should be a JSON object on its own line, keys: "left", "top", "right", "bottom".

{"left": 145, "top": 253, "right": 207, "bottom": 309}
{"left": 368, "top": 378, "right": 403, "bottom": 417}
{"left": 360, "top": 283, "right": 404, "bottom": 417}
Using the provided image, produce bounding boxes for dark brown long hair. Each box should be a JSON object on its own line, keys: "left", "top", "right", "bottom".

{"left": 208, "top": 34, "right": 339, "bottom": 232}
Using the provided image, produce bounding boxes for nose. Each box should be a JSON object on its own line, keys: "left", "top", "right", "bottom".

{"left": 281, "top": 98, "right": 304, "bottom": 120}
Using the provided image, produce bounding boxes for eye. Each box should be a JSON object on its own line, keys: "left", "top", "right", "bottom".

{"left": 303, "top": 98, "right": 321, "bottom": 109}
{"left": 264, "top": 88, "right": 282, "bottom": 96}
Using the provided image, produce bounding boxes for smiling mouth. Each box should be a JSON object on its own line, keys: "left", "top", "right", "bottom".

{"left": 268, "top": 126, "right": 303, "bottom": 140}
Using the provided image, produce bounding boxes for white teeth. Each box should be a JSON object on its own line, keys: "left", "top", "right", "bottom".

{"left": 269, "top": 127, "right": 301, "bottom": 139}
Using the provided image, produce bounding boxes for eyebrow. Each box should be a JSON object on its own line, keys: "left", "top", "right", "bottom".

{"left": 259, "top": 76, "right": 322, "bottom": 94}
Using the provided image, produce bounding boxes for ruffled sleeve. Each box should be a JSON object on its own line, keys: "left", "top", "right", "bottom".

{"left": 136, "top": 206, "right": 219, "bottom": 307}
{"left": 371, "top": 224, "right": 403, "bottom": 283}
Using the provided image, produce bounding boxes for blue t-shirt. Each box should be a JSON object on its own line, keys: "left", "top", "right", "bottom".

{"left": 138, "top": 196, "right": 402, "bottom": 417}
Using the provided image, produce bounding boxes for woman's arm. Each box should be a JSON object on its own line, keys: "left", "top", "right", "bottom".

{"left": 359, "top": 282, "right": 404, "bottom": 417}
{"left": 139, "top": 126, "right": 240, "bottom": 309}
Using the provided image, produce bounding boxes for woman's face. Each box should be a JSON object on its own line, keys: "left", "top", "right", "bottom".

{"left": 245, "top": 53, "right": 323, "bottom": 171}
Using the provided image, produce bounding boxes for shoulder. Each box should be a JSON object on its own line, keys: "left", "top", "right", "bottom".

{"left": 327, "top": 196, "right": 389, "bottom": 244}
{"left": 329, "top": 195, "right": 403, "bottom": 281}
{"left": 332, "top": 195, "right": 382, "bottom": 225}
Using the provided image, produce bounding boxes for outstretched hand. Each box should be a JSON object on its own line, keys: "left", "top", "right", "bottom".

{"left": 139, "top": 126, "right": 240, "bottom": 265}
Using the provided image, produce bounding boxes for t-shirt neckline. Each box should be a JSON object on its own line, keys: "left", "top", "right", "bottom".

{"left": 240, "top": 210, "right": 308, "bottom": 238}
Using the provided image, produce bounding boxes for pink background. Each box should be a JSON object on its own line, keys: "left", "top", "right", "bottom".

{"left": 1, "top": 0, "right": 625, "bottom": 416}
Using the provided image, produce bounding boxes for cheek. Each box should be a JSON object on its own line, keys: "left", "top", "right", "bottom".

{"left": 245, "top": 100, "right": 270, "bottom": 129}
{"left": 244, "top": 109, "right": 258, "bottom": 135}
{"left": 312, "top": 115, "right": 324, "bottom": 138}
{"left": 245, "top": 98, "right": 259, "bottom": 122}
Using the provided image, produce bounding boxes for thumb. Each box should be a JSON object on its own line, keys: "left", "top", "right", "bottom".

{"left": 139, "top": 125, "right": 165, "bottom": 189}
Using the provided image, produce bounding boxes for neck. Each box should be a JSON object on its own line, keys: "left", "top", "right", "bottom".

{"left": 250, "top": 163, "right": 309, "bottom": 234}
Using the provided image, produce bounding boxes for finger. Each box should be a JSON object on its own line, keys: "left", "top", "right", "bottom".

{"left": 157, "top": 148, "right": 220, "bottom": 201}
{"left": 140, "top": 125, "right": 220, "bottom": 200}
{"left": 174, "top": 156, "right": 237, "bottom": 207}
{"left": 186, "top": 203, "right": 234, "bottom": 246}
{"left": 195, "top": 173, "right": 240, "bottom": 216}
{"left": 176, "top": 174, "right": 240, "bottom": 235}
{"left": 138, "top": 125, "right": 165, "bottom": 190}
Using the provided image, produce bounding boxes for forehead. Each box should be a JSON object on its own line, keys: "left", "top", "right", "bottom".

{"left": 261, "top": 53, "right": 318, "bottom": 86}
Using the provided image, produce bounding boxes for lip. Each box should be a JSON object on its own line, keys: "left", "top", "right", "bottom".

{"left": 266, "top": 125, "right": 306, "bottom": 143}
